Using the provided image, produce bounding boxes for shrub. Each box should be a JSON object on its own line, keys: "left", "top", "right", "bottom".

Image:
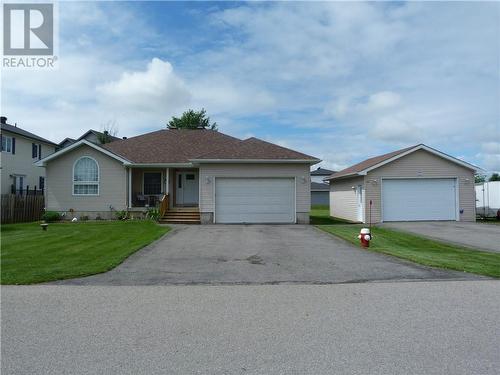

{"left": 146, "top": 208, "right": 160, "bottom": 222}
{"left": 42, "top": 211, "right": 61, "bottom": 222}
{"left": 80, "top": 215, "right": 89, "bottom": 221}
{"left": 115, "top": 210, "right": 128, "bottom": 220}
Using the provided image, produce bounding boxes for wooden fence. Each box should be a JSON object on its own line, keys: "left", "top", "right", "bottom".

{"left": 1, "top": 194, "right": 45, "bottom": 224}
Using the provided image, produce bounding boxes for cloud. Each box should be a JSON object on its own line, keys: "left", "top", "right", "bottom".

{"left": 1, "top": 1, "right": 498, "bottom": 173}
{"left": 476, "top": 142, "right": 500, "bottom": 172}
{"left": 367, "top": 91, "right": 401, "bottom": 110}
{"left": 97, "top": 58, "right": 191, "bottom": 114}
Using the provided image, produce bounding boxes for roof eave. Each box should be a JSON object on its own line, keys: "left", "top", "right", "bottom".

{"left": 36, "top": 139, "right": 131, "bottom": 167}
{"left": 190, "top": 158, "right": 321, "bottom": 164}
{"left": 1, "top": 126, "right": 58, "bottom": 146}
{"left": 360, "top": 144, "right": 480, "bottom": 174}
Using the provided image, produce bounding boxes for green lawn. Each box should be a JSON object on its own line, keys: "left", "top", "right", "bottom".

{"left": 312, "top": 206, "right": 500, "bottom": 278}
{"left": 310, "top": 205, "right": 354, "bottom": 225}
{"left": 1, "top": 220, "right": 169, "bottom": 285}
{"left": 476, "top": 217, "right": 500, "bottom": 225}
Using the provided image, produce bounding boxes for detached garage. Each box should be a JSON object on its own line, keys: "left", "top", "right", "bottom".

{"left": 326, "top": 144, "right": 478, "bottom": 223}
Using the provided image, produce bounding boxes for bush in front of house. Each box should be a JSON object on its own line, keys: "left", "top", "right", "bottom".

{"left": 114, "top": 210, "right": 128, "bottom": 220}
{"left": 146, "top": 208, "right": 160, "bottom": 222}
{"left": 41, "top": 211, "right": 61, "bottom": 222}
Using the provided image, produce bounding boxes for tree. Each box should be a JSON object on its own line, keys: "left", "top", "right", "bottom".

{"left": 475, "top": 174, "right": 486, "bottom": 183}
{"left": 489, "top": 173, "right": 500, "bottom": 182}
{"left": 167, "top": 109, "right": 217, "bottom": 130}
{"left": 98, "top": 120, "right": 118, "bottom": 144}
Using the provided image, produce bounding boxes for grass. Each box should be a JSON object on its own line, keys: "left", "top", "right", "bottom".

{"left": 1, "top": 220, "right": 169, "bottom": 285}
{"left": 476, "top": 217, "right": 500, "bottom": 225}
{"left": 312, "top": 206, "right": 500, "bottom": 278}
{"left": 310, "top": 205, "right": 355, "bottom": 225}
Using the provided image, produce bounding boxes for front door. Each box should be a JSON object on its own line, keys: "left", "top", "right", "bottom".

{"left": 175, "top": 171, "right": 199, "bottom": 206}
{"left": 356, "top": 185, "right": 364, "bottom": 222}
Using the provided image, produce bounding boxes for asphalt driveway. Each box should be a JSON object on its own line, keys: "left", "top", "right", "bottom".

{"left": 382, "top": 222, "right": 500, "bottom": 253}
{"left": 56, "top": 225, "right": 480, "bottom": 285}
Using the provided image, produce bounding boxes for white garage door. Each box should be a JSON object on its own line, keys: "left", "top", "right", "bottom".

{"left": 382, "top": 178, "right": 457, "bottom": 221}
{"left": 215, "top": 178, "right": 295, "bottom": 223}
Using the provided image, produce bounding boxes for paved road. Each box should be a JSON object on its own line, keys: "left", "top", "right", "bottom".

{"left": 2, "top": 281, "right": 499, "bottom": 375}
{"left": 54, "top": 225, "right": 479, "bottom": 285}
{"left": 382, "top": 222, "right": 500, "bottom": 253}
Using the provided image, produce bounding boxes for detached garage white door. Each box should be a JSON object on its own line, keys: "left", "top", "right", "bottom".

{"left": 215, "top": 178, "right": 295, "bottom": 223}
{"left": 382, "top": 178, "right": 457, "bottom": 221}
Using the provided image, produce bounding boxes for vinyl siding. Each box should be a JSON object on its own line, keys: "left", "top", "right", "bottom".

{"left": 329, "top": 176, "right": 364, "bottom": 222}
{"left": 365, "top": 149, "right": 475, "bottom": 223}
{"left": 45, "top": 144, "right": 127, "bottom": 212}
{"left": 0, "top": 130, "right": 56, "bottom": 194}
{"left": 199, "top": 163, "right": 310, "bottom": 213}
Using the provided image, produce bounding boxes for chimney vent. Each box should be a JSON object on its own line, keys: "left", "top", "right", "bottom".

{"left": 0, "top": 116, "right": 7, "bottom": 124}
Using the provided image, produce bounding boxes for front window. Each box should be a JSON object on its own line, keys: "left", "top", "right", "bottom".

{"left": 73, "top": 157, "right": 99, "bottom": 195}
{"left": 144, "top": 172, "right": 162, "bottom": 195}
{"left": 2, "top": 136, "right": 12, "bottom": 153}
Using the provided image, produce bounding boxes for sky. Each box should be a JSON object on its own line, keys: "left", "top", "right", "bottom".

{"left": 1, "top": 1, "right": 499, "bottom": 173}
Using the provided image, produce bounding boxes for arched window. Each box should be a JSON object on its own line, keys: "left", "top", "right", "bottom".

{"left": 73, "top": 157, "right": 99, "bottom": 195}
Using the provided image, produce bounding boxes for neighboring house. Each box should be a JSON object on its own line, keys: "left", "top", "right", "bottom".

{"left": 0, "top": 116, "right": 57, "bottom": 194}
{"left": 325, "top": 144, "right": 479, "bottom": 223}
{"left": 58, "top": 129, "right": 121, "bottom": 149}
{"left": 475, "top": 181, "right": 500, "bottom": 217}
{"left": 310, "top": 167, "right": 335, "bottom": 206}
{"left": 37, "top": 129, "right": 319, "bottom": 224}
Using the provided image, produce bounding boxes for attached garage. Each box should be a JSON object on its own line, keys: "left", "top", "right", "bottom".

{"left": 215, "top": 178, "right": 295, "bottom": 223}
{"left": 326, "top": 144, "right": 478, "bottom": 224}
{"left": 382, "top": 178, "right": 457, "bottom": 221}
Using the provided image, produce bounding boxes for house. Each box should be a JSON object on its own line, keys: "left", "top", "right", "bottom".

{"left": 0, "top": 116, "right": 57, "bottom": 195}
{"left": 310, "top": 167, "right": 335, "bottom": 206}
{"left": 325, "top": 144, "right": 479, "bottom": 223}
{"left": 475, "top": 181, "right": 500, "bottom": 217}
{"left": 57, "top": 129, "right": 121, "bottom": 149}
{"left": 37, "top": 128, "right": 320, "bottom": 224}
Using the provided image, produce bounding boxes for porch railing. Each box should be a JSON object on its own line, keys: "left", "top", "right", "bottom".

{"left": 159, "top": 194, "right": 169, "bottom": 218}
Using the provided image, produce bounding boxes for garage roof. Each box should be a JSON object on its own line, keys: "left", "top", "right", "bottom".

{"left": 325, "top": 144, "right": 479, "bottom": 181}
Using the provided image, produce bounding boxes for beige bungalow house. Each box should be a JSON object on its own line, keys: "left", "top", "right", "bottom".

{"left": 36, "top": 128, "right": 319, "bottom": 224}
{"left": 325, "top": 144, "right": 479, "bottom": 223}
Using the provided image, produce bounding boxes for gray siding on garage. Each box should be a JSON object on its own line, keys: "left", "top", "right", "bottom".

{"left": 199, "top": 163, "right": 311, "bottom": 217}
{"left": 45, "top": 145, "right": 127, "bottom": 217}
{"left": 365, "top": 149, "right": 475, "bottom": 223}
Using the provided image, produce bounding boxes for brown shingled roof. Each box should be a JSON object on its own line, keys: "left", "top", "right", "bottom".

{"left": 103, "top": 129, "right": 318, "bottom": 163}
{"left": 325, "top": 145, "right": 418, "bottom": 180}
{"left": 194, "top": 137, "right": 317, "bottom": 160}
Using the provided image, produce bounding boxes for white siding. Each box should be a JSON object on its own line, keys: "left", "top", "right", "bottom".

{"left": 199, "top": 163, "right": 310, "bottom": 214}
{"left": 329, "top": 176, "right": 364, "bottom": 222}
{"left": 0, "top": 130, "right": 56, "bottom": 194}
{"left": 45, "top": 145, "right": 127, "bottom": 213}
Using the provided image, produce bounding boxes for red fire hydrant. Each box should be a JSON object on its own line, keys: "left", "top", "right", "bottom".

{"left": 358, "top": 228, "right": 372, "bottom": 248}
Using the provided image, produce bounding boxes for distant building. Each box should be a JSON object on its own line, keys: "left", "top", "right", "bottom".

{"left": 1, "top": 116, "right": 57, "bottom": 194}
{"left": 58, "top": 129, "right": 121, "bottom": 149}
{"left": 310, "top": 167, "right": 335, "bottom": 206}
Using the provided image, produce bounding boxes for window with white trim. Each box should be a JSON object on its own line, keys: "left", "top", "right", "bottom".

{"left": 2, "top": 136, "right": 12, "bottom": 153}
{"left": 73, "top": 157, "right": 99, "bottom": 195}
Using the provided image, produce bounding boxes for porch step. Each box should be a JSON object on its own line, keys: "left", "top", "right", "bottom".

{"left": 160, "top": 210, "right": 200, "bottom": 224}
